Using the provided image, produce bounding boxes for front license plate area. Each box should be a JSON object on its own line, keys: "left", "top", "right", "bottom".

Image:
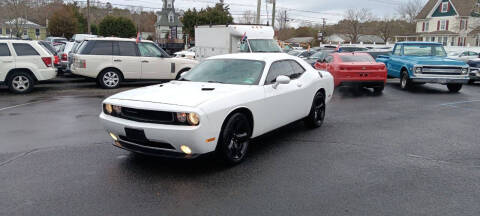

{"left": 125, "top": 128, "right": 148, "bottom": 142}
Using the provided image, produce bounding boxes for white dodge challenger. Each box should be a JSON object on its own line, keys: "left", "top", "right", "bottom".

{"left": 100, "top": 53, "right": 334, "bottom": 164}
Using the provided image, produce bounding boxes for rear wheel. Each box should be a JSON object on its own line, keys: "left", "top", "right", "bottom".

{"left": 8, "top": 71, "right": 35, "bottom": 94}
{"left": 98, "top": 70, "right": 121, "bottom": 89}
{"left": 305, "top": 92, "right": 326, "bottom": 128}
{"left": 216, "top": 113, "right": 251, "bottom": 165}
{"left": 400, "top": 71, "right": 412, "bottom": 90}
{"left": 447, "top": 84, "right": 462, "bottom": 93}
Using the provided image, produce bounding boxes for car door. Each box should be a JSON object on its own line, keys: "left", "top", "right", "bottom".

{"left": 260, "top": 60, "right": 306, "bottom": 132}
{"left": 0, "top": 43, "right": 15, "bottom": 81}
{"left": 388, "top": 45, "right": 403, "bottom": 77}
{"left": 112, "top": 41, "right": 141, "bottom": 79}
{"left": 138, "top": 42, "right": 172, "bottom": 79}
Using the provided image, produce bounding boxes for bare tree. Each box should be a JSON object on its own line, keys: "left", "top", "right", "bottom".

{"left": 397, "top": 0, "right": 426, "bottom": 23}
{"left": 3, "top": 0, "right": 30, "bottom": 38}
{"left": 276, "top": 10, "right": 288, "bottom": 29}
{"left": 239, "top": 10, "right": 256, "bottom": 24}
{"left": 377, "top": 17, "right": 395, "bottom": 43}
{"left": 341, "top": 8, "right": 372, "bottom": 43}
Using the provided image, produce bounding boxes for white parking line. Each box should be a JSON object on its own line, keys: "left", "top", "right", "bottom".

{"left": 439, "top": 100, "right": 480, "bottom": 106}
{"left": 0, "top": 101, "right": 46, "bottom": 112}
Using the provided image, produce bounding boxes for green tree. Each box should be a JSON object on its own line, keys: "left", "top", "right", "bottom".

{"left": 181, "top": 3, "right": 233, "bottom": 39}
{"left": 48, "top": 5, "right": 77, "bottom": 39}
{"left": 98, "top": 16, "right": 137, "bottom": 38}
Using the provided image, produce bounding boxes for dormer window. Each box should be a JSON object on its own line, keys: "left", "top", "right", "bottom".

{"left": 169, "top": 13, "right": 174, "bottom": 23}
{"left": 441, "top": 2, "right": 448, "bottom": 13}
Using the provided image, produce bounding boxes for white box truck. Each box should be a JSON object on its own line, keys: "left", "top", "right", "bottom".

{"left": 195, "top": 25, "right": 281, "bottom": 59}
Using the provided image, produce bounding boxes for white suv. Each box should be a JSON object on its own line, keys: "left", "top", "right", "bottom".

{"left": 71, "top": 38, "right": 198, "bottom": 89}
{"left": 0, "top": 40, "right": 57, "bottom": 93}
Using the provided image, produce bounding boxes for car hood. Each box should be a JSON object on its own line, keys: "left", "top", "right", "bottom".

{"left": 410, "top": 56, "right": 467, "bottom": 66}
{"left": 109, "top": 81, "right": 253, "bottom": 107}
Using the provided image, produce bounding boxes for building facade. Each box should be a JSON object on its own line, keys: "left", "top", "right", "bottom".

{"left": 0, "top": 18, "right": 47, "bottom": 40}
{"left": 416, "top": 0, "right": 480, "bottom": 46}
{"left": 155, "top": 0, "right": 183, "bottom": 41}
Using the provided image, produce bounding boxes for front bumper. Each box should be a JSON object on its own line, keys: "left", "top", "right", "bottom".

{"left": 469, "top": 69, "right": 480, "bottom": 81}
{"left": 410, "top": 74, "right": 469, "bottom": 84}
{"left": 100, "top": 112, "right": 218, "bottom": 157}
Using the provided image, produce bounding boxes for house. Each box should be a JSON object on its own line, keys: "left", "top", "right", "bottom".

{"left": 0, "top": 18, "right": 47, "bottom": 40}
{"left": 325, "top": 34, "right": 385, "bottom": 44}
{"left": 415, "top": 0, "right": 480, "bottom": 46}
{"left": 155, "top": 0, "right": 183, "bottom": 41}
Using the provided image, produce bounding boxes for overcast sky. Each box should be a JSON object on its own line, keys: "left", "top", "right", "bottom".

{"left": 108, "top": 0, "right": 426, "bottom": 26}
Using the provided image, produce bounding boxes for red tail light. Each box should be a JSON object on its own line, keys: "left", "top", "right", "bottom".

{"left": 61, "top": 53, "right": 68, "bottom": 61}
{"left": 54, "top": 56, "right": 59, "bottom": 65}
{"left": 41, "top": 57, "right": 53, "bottom": 67}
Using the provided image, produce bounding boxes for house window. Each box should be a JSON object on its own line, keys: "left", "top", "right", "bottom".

{"left": 6, "top": 28, "right": 10, "bottom": 35}
{"left": 23, "top": 28, "right": 27, "bottom": 36}
{"left": 440, "top": 20, "right": 446, "bottom": 30}
{"left": 0, "top": 27, "right": 2, "bottom": 35}
{"left": 460, "top": 19, "right": 468, "bottom": 30}
{"left": 169, "top": 15, "right": 174, "bottom": 23}
{"left": 167, "top": 3, "right": 172, "bottom": 8}
{"left": 441, "top": 2, "right": 448, "bottom": 13}
{"left": 425, "top": 22, "right": 429, "bottom": 31}
{"left": 35, "top": 28, "right": 40, "bottom": 36}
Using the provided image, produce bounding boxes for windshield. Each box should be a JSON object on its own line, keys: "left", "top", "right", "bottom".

{"left": 182, "top": 59, "right": 265, "bottom": 85}
{"left": 247, "top": 39, "right": 282, "bottom": 53}
{"left": 403, "top": 44, "right": 447, "bottom": 57}
{"left": 340, "top": 54, "right": 375, "bottom": 62}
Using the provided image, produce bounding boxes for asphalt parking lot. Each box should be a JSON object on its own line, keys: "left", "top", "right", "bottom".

{"left": 1, "top": 79, "right": 480, "bottom": 216}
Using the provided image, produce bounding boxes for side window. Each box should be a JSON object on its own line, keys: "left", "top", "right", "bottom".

{"left": 288, "top": 60, "right": 305, "bottom": 79}
{"left": 13, "top": 43, "right": 39, "bottom": 56}
{"left": 470, "top": 51, "right": 478, "bottom": 56}
{"left": 325, "top": 55, "right": 334, "bottom": 63}
{"left": 265, "top": 61, "right": 293, "bottom": 85}
{"left": 89, "top": 41, "right": 113, "bottom": 55}
{"left": 393, "top": 45, "right": 402, "bottom": 56}
{"left": 0, "top": 44, "right": 11, "bottom": 56}
{"left": 115, "top": 42, "right": 138, "bottom": 56}
{"left": 138, "top": 42, "right": 163, "bottom": 57}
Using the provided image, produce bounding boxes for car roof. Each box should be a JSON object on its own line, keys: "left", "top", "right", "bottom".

{"left": 334, "top": 52, "right": 370, "bottom": 56}
{"left": 396, "top": 41, "right": 442, "bottom": 45}
{"left": 85, "top": 37, "right": 153, "bottom": 43}
{"left": 208, "top": 53, "right": 298, "bottom": 62}
{"left": 0, "top": 40, "right": 36, "bottom": 44}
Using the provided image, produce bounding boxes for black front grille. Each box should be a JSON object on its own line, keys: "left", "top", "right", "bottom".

{"left": 119, "top": 107, "right": 174, "bottom": 124}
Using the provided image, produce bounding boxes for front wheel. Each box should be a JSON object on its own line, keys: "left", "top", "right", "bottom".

{"left": 447, "top": 84, "right": 462, "bottom": 93}
{"left": 216, "top": 113, "right": 251, "bottom": 165}
{"left": 305, "top": 92, "right": 326, "bottom": 129}
{"left": 400, "top": 71, "right": 412, "bottom": 90}
{"left": 8, "top": 71, "right": 35, "bottom": 94}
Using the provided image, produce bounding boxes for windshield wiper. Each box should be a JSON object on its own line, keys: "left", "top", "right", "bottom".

{"left": 207, "top": 81, "right": 224, "bottom": 84}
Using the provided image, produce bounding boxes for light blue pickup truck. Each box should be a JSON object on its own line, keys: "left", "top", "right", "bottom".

{"left": 377, "top": 42, "right": 470, "bottom": 93}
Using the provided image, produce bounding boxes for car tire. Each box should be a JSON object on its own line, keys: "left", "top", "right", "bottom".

{"left": 175, "top": 68, "right": 190, "bottom": 80}
{"left": 216, "top": 113, "right": 251, "bottom": 165}
{"left": 98, "top": 70, "right": 122, "bottom": 89}
{"left": 400, "top": 71, "right": 412, "bottom": 90}
{"left": 447, "top": 84, "right": 462, "bottom": 93}
{"left": 7, "top": 71, "right": 35, "bottom": 94}
{"left": 373, "top": 86, "right": 384, "bottom": 94}
{"left": 305, "top": 92, "right": 326, "bottom": 129}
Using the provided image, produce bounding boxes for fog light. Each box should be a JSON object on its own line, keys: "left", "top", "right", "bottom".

{"left": 109, "top": 132, "right": 118, "bottom": 141}
{"left": 180, "top": 145, "right": 192, "bottom": 155}
{"left": 104, "top": 104, "right": 113, "bottom": 114}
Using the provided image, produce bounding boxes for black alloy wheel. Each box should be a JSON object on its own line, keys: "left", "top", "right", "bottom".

{"left": 217, "top": 113, "right": 251, "bottom": 165}
{"left": 447, "top": 84, "right": 462, "bottom": 93}
{"left": 305, "top": 92, "right": 326, "bottom": 128}
{"left": 400, "top": 71, "right": 412, "bottom": 90}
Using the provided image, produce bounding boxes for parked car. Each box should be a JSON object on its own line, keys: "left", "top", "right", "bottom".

{"left": 71, "top": 37, "right": 198, "bottom": 89}
{"left": 377, "top": 42, "right": 469, "bottom": 92}
{"left": 174, "top": 47, "right": 196, "bottom": 59}
{"left": 58, "top": 42, "right": 75, "bottom": 73}
{"left": 305, "top": 50, "right": 335, "bottom": 66}
{"left": 100, "top": 53, "right": 334, "bottom": 164}
{"left": 339, "top": 46, "right": 368, "bottom": 52}
{"left": 71, "top": 34, "right": 97, "bottom": 42}
{"left": 315, "top": 52, "right": 387, "bottom": 93}
{"left": 357, "top": 50, "right": 392, "bottom": 61}
{"left": 45, "top": 37, "right": 67, "bottom": 45}
{"left": 466, "top": 59, "right": 480, "bottom": 84}
{"left": 38, "top": 41, "right": 60, "bottom": 68}
{"left": 287, "top": 50, "right": 304, "bottom": 56}
{"left": 448, "top": 51, "right": 479, "bottom": 62}
{"left": 0, "top": 40, "right": 57, "bottom": 93}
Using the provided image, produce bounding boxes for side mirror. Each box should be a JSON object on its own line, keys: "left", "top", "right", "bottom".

{"left": 273, "top": 75, "right": 291, "bottom": 89}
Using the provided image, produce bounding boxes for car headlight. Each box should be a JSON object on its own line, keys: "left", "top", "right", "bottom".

{"left": 415, "top": 67, "right": 422, "bottom": 74}
{"left": 187, "top": 113, "right": 200, "bottom": 126}
{"left": 104, "top": 103, "right": 113, "bottom": 114}
{"left": 461, "top": 68, "right": 469, "bottom": 74}
{"left": 176, "top": 112, "right": 187, "bottom": 123}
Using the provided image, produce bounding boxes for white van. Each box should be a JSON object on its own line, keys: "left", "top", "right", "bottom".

{"left": 195, "top": 25, "right": 282, "bottom": 59}
{"left": 71, "top": 38, "right": 198, "bottom": 89}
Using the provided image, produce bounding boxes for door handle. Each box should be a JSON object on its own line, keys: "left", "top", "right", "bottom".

{"left": 114, "top": 59, "right": 122, "bottom": 62}
{"left": 142, "top": 60, "right": 149, "bottom": 63}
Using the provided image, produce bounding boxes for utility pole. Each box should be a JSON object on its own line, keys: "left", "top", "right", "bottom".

{"left": 271, "top": 0, "right": 276, "bottom": 28}
{"left": 87, "top": 0, "right": 91, "bottom": 34}
{"left": 256, "top": 0, "right": 261, "bottom": 24}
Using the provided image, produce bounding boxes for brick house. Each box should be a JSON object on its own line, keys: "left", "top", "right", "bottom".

{"left": 416, "top": 0, "right": 480, "bottom": 46}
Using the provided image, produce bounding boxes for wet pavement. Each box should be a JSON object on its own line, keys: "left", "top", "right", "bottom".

{"left": 1, "top": 79, "right": 480, "bottom": 216}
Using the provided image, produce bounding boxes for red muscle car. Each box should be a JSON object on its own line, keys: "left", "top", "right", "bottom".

{"left": 314, "top": 52, "right": 387, "bottom": 93}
